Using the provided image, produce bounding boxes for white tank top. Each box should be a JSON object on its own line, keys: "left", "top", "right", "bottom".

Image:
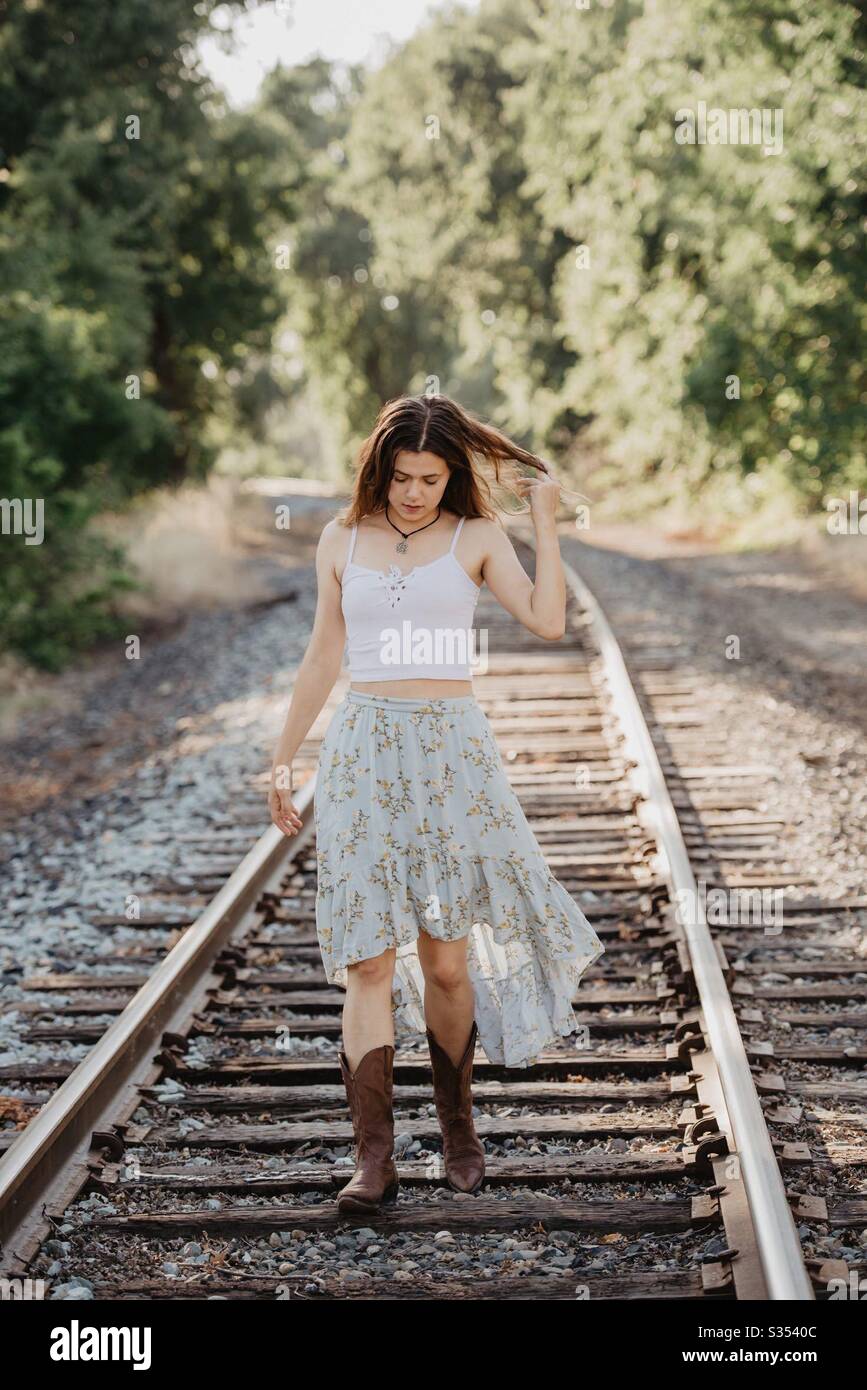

{"left": 340, "top": 516, "right": 481, "bottom": 681}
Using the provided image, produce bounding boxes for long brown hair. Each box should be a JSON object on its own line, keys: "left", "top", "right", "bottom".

{"left": 341, "top": 393, "right": 552, "bottom": 526}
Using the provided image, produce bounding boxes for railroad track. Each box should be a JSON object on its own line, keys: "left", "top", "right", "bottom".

{"left": 1, "top": 531, "right": 863, "bottom": 1301}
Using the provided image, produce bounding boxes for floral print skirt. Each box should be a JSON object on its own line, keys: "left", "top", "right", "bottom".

{"left": 313, "top": 690, "right": 606, "bottom": 1068}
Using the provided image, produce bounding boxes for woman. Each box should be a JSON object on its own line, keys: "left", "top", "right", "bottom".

{"left": 268, "top": 393, "right": 605, "bottom": 1213}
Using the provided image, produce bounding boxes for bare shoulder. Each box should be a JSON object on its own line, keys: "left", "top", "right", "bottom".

{"left": 317, "top": 516, "right": 353, "bottom": 571}
{"left": 461, "top": 515, "right": 503, "bottom": 538}
{"left": 461, "top": 515, "right": 509, "bottom": 554}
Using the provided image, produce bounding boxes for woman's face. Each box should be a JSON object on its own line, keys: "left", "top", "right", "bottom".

{"left": 388, "top": 450, "right": 451, "bottom": 523}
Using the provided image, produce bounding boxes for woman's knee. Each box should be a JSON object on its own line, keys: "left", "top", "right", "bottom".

{"left": 419, "top": 942, "right": 468, "bottom": 994}
{"left": 346, "top": 949, "right": 395, "bottom": 988}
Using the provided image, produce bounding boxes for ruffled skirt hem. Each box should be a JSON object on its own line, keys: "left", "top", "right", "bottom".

{"left": 316, "top": 857, "right": 606, "bottom": 1069}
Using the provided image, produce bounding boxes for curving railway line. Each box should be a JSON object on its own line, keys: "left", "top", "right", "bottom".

{"left": 1, "top": 529, "right": 864, "bottom": 1304}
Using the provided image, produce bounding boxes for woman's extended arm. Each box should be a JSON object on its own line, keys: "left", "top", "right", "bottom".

{"left": 268, "top": 518, "right": 348, "bottom": 837}
{"left": 479, "top": 470, "right": 567, "bottom": 640}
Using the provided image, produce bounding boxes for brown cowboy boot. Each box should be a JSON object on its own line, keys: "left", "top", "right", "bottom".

{"left": 336, "top": 1043, "right": 400, "bottom": 1213}
{"left": 426, "top": 1019, "right": 486, "bottom": 1193}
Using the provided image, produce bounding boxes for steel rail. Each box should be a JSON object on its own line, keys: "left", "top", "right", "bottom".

{"left": 527, "top": 528, "right": 813, "bottom": 1300}
{"left": 0, "top": 777, "right": 317, "bottom": 1273}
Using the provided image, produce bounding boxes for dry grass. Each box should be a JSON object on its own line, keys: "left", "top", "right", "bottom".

{"left": 94, "top": 474, "right": 272, "bottom": 620}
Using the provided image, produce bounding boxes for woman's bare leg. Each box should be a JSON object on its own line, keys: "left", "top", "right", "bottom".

{"left": 416, "top": 930, "right": 475, "bottom": 1065}
{"left": 341, "top": 947, "right": 397, "bottom": 1072}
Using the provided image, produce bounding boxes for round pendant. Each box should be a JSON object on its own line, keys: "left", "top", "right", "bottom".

{"left": 396, "top": 540, "right": 408, "bottom": 553}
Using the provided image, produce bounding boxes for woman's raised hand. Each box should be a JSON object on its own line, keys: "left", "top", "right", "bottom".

{"left": 515, "top": 464, "right": 562, "bottom": 523}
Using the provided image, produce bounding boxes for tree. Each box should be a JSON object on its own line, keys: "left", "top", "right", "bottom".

{"left": 0, "top": 0, "right": 299, "bottom": 664}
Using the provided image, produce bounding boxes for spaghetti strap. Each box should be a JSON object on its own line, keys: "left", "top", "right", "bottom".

{"left": 345, "top": 523, "right": 358, "bottom": 565}
{"left": 449, "top": 516, "right": 466, "bottom": 553}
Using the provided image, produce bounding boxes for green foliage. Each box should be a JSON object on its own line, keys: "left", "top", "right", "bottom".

{"left": 277, "top": 0, "right": 564, "bottom": 450}
{"left": 281, "top": 0, "right": 865, "bottom": 510}
{"left": 0, "top": 0, "right": 297, "bottom": 666}
{"left": 511, "top": 0, "right": 867, "bottom": 508}
{"left": 0, "top": 486, "right": 137, "bottom": 673}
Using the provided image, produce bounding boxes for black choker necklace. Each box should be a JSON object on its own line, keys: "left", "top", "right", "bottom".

{"left": 386, "top": 504, "right": 441, "bottom": 554}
